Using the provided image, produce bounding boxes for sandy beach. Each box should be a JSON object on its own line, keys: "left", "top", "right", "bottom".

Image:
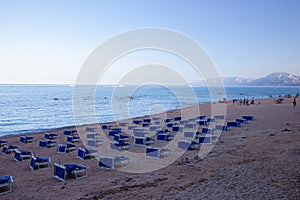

{"left": 0, "top": 97, "right": 299, "bottom": 199}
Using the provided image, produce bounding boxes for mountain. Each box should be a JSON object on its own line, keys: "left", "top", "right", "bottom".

{"left": 190, "top": 72, "right": 300, "bottom": 86}
{"left": 247, "top": 72, "right": 300, "bottom": 86}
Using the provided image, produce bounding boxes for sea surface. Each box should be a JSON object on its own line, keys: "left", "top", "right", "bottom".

{"left": 0, "top": 84, "right": 299, "bottom": 137}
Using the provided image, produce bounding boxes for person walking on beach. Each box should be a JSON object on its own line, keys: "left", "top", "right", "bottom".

{"left": 293, "top": 98, "right": 296, "bottom": 107}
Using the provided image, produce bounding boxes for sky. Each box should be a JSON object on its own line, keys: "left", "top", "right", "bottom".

{"left": 0, "top": 0, "right": 299, "bottom": 84}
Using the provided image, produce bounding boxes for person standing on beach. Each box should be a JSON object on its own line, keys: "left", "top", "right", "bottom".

{"left": 293, "top": 98, "right": 296, "bottom": 107}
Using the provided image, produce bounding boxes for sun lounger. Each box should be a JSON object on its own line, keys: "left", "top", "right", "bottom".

{"left": 86, "top": 139, "right": 103, "bottom": 147}
{"left": 178, "top": 140, "right": 200, "bottom": 150}
{"left": 156, "top": 134, "right": 174, "bottom": 141}
{"left": 174, "top": 116, "right": 182, "bottom": 121}
{"left": 215, "top": 125, "right": 228, "bottom": 131}
{"left": 197, "top": 115, "right": 206, "bottom": 120}
{"left": 86, "top": 127, "right": 97, "bottom": 132}
{"left": 199, "top": 135, "right": 212, "bottom": 144}
{"left": 242, "top": 115, "right": 254, "bottom": 121}
{"left": 29, "top": 156, "right": 51, "bottom": 170}
{"left": 146, "top": 147, "right": 170, "bottom": 158}
{"left": 54, "top": 163, "right": 88, "bottom": 181}
{"left": 0, "top": 140, "right": 8, "bottom": 147}
{"left": 184, "top": 123, "right": 195, "bottom": 129}
{"left": 183, "top": 131, "right": 196, "bottom": 139}
{"left": 214, "top": 115, "right": 226, "bottom": 120}
{"left": 165, "top": 118, "right": 172, "bottom": 123}
{"left": 200, "top": 128, "right": 213, "bottom": 134}
{"left": 63, "top": 130, "right": 77, "bottom": 136}
{"left": 20, "top": 136, "right": 34, "bottom": 144}
{"left": 86, "top": 133, "right": 101, "bottom": 139}
{"left": 227, "top": 121, "right": 241, "bottom": 127}
{"left": 77, "top": 148, "right": 98, "bottom": 160}
{"left": 98, "top": 156, "right": 130, "bottom": 170}
{"left": 39, "top": 140, "right": 57, "bottom": 148}
{"left": 110, "top": 142, "right": 130, "bottom": 151}
{"left": 196, "top": 120, "right": 207, "bottom": 126}
{"left": 134, "top": 130, "right": 148, "bottom": 138}
{"left": 206, "top": 117, "right": 215, "bottom": 123}
{"left": 14, "top": 150, "right": 32, "bottom": 162}
{"left": 45, "top": 133, "right": 58, "bottom": 140}
{"left": 67, "top": 136, "right": 80, "bottom": 143}
{"left": 57, "top": 144, "right": 76, "bottom": 154}
{"left": 172, "top": 126, "right": 183, "bottom": 132}
{"left": 0, "top": 176, "right": 13, "bottom": 194}
{"left": 134, "top": 137, "right": 155, "bottom": 146}
{"left": 132, "top": 119, "right": 142, "bottom": 125}
{"left": 2, "top": 145, "right": 20, "bottom": 154}
{"left": 236, "top": 118, "right": 247, "bottom": 125}
{"left": 114, "top": 134, "right": 130, "bottom": 143}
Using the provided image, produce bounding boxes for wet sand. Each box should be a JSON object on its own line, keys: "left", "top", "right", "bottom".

{"left": 0, "top": 98, "right": 299, "bottom": 199}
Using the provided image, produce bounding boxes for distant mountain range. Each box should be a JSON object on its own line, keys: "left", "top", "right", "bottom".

{"left": 192, "top": 72, "right": 300, "bottom": 86}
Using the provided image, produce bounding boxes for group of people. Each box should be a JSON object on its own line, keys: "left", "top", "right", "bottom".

{"left": 232, "top": 97, "right": 257, "bottom": 106}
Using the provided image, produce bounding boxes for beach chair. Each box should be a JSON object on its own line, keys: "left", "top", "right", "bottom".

{"left": 0, "top": 140, "right": 8, "bottom": 147}
{"left": 134, "top": 130, "right": 148, "bottom": 138}
{"left": 214, "top": 115, "right": 226, "bottom": 121}
{"left": 39, "top": 140, "right": 57, "bottom": 148}
{"left": 143, "top": 118, "right": 151, "bottom": 123}
{"left": 206, "top": 117, "right": 215, "bottom": 123}
{"left": 67, "top": 136, "right": 80, "bottom": 143}
{"left": 242, "top": 115, "right": 254, "bottom": 121}
{"left": 201, "top": 128, "right": 213, "bottom": 134}
{"left": 132, "top": 119, "right": 142, "bottom": 125}
{"left": 184, "top": 123, "right": 195, "bottom": 129}
{"left": 86, "top": 133, "right": 101, "bottom": 139}
{"left": 86, "top": 127, "right": 97, "bottom": 132}
{"left": 128, "top": 125, "right": 138, "bottom": 130}
{"left": 197, "top": 115, "right": 206, "bottom": 120}
{"left": 178, "top": 140, "right": 200, "bottom": 150}
{"left": 165, "top": 118, "right": 172, "bottom": 123}
{"left": 0, "top": 176, "right": 13, "bottom": 194}
{"left": 236, "top": 118, "right": 247, "bottom": 125}
{"left": 215, "top": 125, "right": 228, "bottom": 132}
{"left": 153, "top": 120, "right": 161, "bottom": 125}
{"left": 114, "top": 134, "right": 130, "bottom": 143}
{"left": 196, "top": 120, "right": 207, "bottom": 126}
{"left": 149, "top": 126, "right": 160, "bottom": 131}
{"left": 134, "top": 137, "right": 155, "bottom": 146}
{"left": 20, "top": 136, "right": 34, "bottom": 144}
{"left": 57, "top": 144, "right": 76, "bottom": 154}
{"left": 2, "top": 145, "right": 20, "bottom": 154}
{"left": 14, "top": 150, "right": 32, "bottom": 162}
{"left": 183, "top": 131, "right": 196, "bottom": 139}
{"left": 142, "top": 122, "right": 150, "bottom": 127}
{"left": 118, "top": 122, "right": 128, "bottom": 127}
{"left": 227, "top": 121, "right": 240, "bottom": 127}
{"left": 86, "top": 139, "right": 103, "bottom": 147}
{"left": 174, "top": 116, "right": 182, "bottom": 121}
{"left": 146, "top": 147, "right": 170, "bottom": 159}
{"left": 29, "top": 156, "right": 51, "bottom": 170}
{"left": 110, "top": 141, "right": 130, "bottom": 151}
{"left": 77, "top": 148, "right": 98, "bottom": 160}
{"left": 199, "top": 135, "right": 212, "bottom": 144}
{"left": 45, "top": 133, "right": 58, "bottom": 140}
{"left": 98, "top": 156, "right": 130, "bottom": 170}
{"left": 172, "top": 126, "right": 183, "bottom": 132}
{"left": 54, "top": 163, "right": 88, "bottom": 181}
{"left": 63, "top": 130, "right": 77, "bottom": 136}
{"left": 156, "top": 134, "right": 174, "bottom": 141}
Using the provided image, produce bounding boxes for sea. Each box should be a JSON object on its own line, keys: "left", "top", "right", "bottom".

{"left": 0, "top": 84, "right": 299, "bottom": 137}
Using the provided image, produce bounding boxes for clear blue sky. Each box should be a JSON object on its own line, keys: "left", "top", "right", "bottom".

{"left": 0, "top": 0, "right": 299, "bottom": 84}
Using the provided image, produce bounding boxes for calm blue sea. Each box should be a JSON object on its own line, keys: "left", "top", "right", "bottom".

{"left": 0, "top": 84, "right": 299, "bottom": 137}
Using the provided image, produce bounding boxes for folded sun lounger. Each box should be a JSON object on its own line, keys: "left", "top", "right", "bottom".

{"left": 20, "top": 136, "right": 34, "bottom": 144}
{"left": 2, "top": 145, "right": 20, "bottom": 154}
{"left": 14, "top": 150, "right": 32, "bottom": 162}
{"left": 77, "top": 148, "right": 98, "bottom": 160}
{"left": 146, "top": 147, "right": 170, "bottom": 158}
{"left": 54, "top": 163, "right": 88, "bottom": 181}
{"left": 0, "top": 140, "right": 8, "bottom": 147}
{"left": 98, "top": 156, "right": 130, "bottom": 170}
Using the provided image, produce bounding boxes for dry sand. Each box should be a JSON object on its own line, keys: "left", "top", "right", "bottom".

{"left": 0, "top": 98, "right": 299, "bottom": 199}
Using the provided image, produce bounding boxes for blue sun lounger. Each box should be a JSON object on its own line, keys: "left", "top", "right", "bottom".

{"left": 183, "top": 131, "right": 197, "bottom": 139}
{"left": 178, "top": 140, "right": 200, "bottom": 150}
{"left": 242, "top": 115, "right": 254, "bottom": 121}
{"left": 114, "top": 134, "right": 130, "bottom": 143}
{"left": 199, "top": 135, "right": 212, "bottom": 144}
{"left": 196, "top": 120, "right": 207, "bottom": 126}
{"left": 134, "top": 137, "right": 155, "bottom": 146}
{"left": 29, "top": 156, "right": 51, "bottom": 170}
{"left": 54, "top": 163, "right": 88, "bottom": 181}
{"left": 98, "top": 156, "right": 130, "bottom": 170}
{"left": 86, "top": 127, "right": 97, "bottom": 132}
{"left": 39, "top": 140, "right": 57, "bottom": 148}
{"left": 110, "top": 142, "right": 130, "bottom": 151}
{"left": 236, "top": 118, "right": 247, "bottom": 125}
{"left": 45, "top": 133, "right": 58, "bottom": 140}
{"left": 63, "top": 130, "right": 77, "bottom": 136}
{"left": 215, "top": 125, "right": 228, "bottom": 131}
{"left": 201, "top": 128, "right": 213, "bottom": 134}
{"left": 156, "top": 134, "right": 174, "bottom": 141}
{"left": 0, "top": 140, "right": 8, "bottom": 147}
{"left": 227, "top": 121, "right": 240, "bottom": 127}
{"left": 20, "top": 136, "right": 34, "bottom": 144}
{"left": 86, "top": 139, "right": 103, "bottom": 147}
{"left": 57, "top": 144, "right": 76, "bottom": 154}
{"left": 2, "top": 145, "right": 20, "bottom": 154}
{"left": 146, "top": 147, "right": 170, "bottom": 158}
{"left": 67, "top": 136, "right": 80, "bottom": 143}
{"left": 77, "top": 148, "right": 98, "bottom": 160}
{"left": 14, "top": 150, "right": 32, "bottom": 162}
{"left": 0, "top": 176, "right": 13, "bottom": 194}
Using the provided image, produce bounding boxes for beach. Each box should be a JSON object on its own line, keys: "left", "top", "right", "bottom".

{"left": 0, "top": 97, "right": 299, "bottom": 199}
